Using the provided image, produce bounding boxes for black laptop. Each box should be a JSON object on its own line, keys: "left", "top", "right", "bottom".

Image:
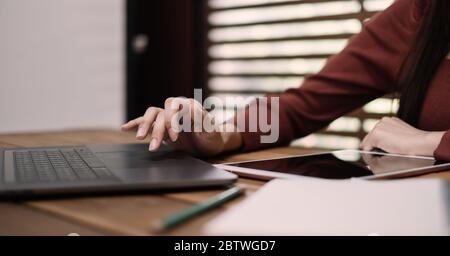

{"left": 0, "top": 144, "right": 237, "bottom": 200}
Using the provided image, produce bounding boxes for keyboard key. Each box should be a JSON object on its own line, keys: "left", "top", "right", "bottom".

{"left": 13, "top": 147, "right": 116, "bottom": 183}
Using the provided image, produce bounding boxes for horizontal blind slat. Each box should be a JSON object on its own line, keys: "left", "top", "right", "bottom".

{"left": 211, "top": 54, "right": 334, "bottom": 60}
{"left": 210, "top": 12, "right": 376, "bottom": 28}
{"left": 209, "top": 0, "right": 361, "bottom": 26}
{"left": 209, "top": 0, "right": 357, "bottom": 11}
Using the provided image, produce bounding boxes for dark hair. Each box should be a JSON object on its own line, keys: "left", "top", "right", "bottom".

{"left": 397, "top": 0, "right": 450, "bottom": 125}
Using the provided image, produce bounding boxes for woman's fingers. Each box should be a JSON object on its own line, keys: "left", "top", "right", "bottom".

{"left": 361, "top": 133, "right": 374, "bottom": 151}
{"left": 121, "top": 117, "right": 143, "bottom": 131}
{"left": 136, "top": 107, "right": 161, "bottom": 140}
{"left": 190, "top": 99, "right": 207, "bottom": 132}
{"left": 149, "top": 111, "right": 166, "bottom": 151}
{"left": 361, "top": 117, "right": 389, "bottom": 151}
{"left": 361, "top": 123, "right": 387, "bottom": 152}
{"left": 121, "top": 107, "right": 162, "bottom": 140}
{"left": 164, "top": 97, "right": 182, "bottom": 142}
{"left": 361, "top": 122, "right": 383, "bottom": 151}
{"left": 163, "top": 97, "right": 207, "bottom": 141}
{"left": 122, "top": 98, "right": 217, "bottom": 153}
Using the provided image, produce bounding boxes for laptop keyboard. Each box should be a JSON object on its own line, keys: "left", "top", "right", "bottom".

{"left": 13, "top": 147, "right": 115, "bottom": 183}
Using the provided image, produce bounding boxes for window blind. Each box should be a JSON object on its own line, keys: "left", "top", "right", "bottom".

{"left": 205, "top": 0, "right": 396, "bottom": 149}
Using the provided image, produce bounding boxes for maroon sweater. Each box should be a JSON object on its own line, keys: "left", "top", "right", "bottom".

{"left": 239, "top": 0, "right": 450, "bottom": 161}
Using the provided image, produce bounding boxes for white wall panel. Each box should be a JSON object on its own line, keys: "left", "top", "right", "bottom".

{"left": 0, "top": 0, "right": 124, "bottom": 133}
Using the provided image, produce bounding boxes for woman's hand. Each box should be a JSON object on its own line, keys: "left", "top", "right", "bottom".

{"left": 361, "top": 117, "right": 445, "bottom": 156}
{"left": 121, "top": 97, "right": 243, "bottom": 157}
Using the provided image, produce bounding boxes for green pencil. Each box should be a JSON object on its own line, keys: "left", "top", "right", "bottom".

{"left": 151, "top": 186, "right": 244, "bottom": 231}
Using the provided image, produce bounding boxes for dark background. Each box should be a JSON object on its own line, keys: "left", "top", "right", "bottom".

{"left": 126, "top": 0, "right": 208, "bottom": 120}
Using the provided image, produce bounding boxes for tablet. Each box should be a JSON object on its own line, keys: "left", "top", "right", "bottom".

{"left": 215, "top": 150, "right": 450, "bottom": 180}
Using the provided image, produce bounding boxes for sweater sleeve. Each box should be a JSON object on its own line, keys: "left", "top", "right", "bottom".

{"left": 434, "top": 131, "right": 450, "bottom": 162}
{"left": 237, "top": 0, "right": 421, "bottom": 151}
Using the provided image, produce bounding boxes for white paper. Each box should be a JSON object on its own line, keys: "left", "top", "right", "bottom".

{"left": 204, "top": 178, "right": 450, "bottom": 236}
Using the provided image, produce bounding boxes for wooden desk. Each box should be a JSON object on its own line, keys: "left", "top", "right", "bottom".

{"left": 1, "top": 130, "right": 449, "bottom": 236}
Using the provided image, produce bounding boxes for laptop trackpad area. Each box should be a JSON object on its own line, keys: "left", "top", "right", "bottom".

{"left": 97, "top": 150, "right": 218, "bottom": 183}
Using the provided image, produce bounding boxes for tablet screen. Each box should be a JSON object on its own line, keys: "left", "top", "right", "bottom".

{"left": 229, "top": 151, "right": 438, "bottom": 179}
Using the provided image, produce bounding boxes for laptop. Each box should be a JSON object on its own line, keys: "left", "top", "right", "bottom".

{"left": 0, "top": 144, "right": 237, "bottom": 200}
